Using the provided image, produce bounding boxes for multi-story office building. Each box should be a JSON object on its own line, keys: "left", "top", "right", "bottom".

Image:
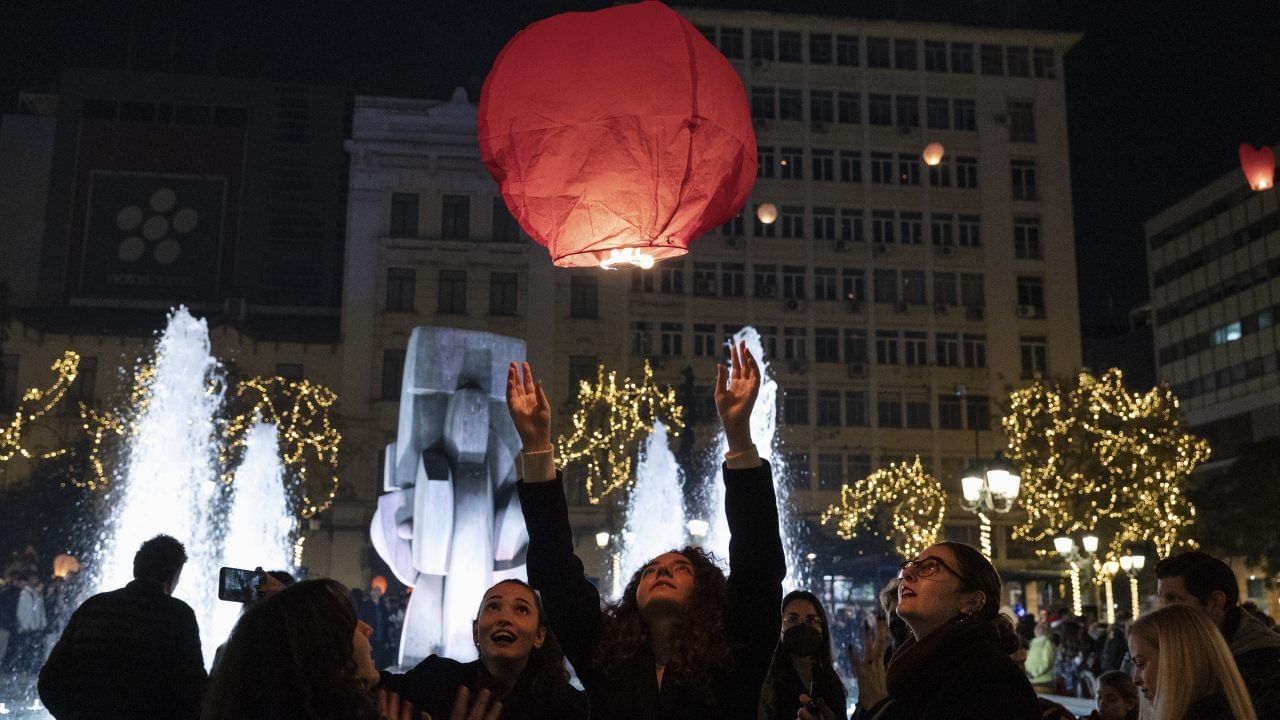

{"left": 341, "top": 10, "right": 1082, "bottom": 604}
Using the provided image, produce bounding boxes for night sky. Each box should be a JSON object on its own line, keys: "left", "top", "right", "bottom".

{"left": 3, "top": 0, "right": 1278, "bottom": 334}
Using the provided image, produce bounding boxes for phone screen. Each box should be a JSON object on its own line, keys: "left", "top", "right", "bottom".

{"left": 218, "top": 566, "right": 260, "bottom": 603}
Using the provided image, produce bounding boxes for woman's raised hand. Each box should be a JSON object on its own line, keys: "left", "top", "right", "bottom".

{"left": 714, "top": 341, "right": 760, "bottom": 454}
{"left": 848, "top": 616, "right": 891, "bottom": 709}
{"left": 378, "top": 690, "right": 429, "bottom": 720}
{"left": 449, "top": 687, "right": 502, "bottom": 720}
{"left": 506, "top": 361, "right": 552, "bottom": 452}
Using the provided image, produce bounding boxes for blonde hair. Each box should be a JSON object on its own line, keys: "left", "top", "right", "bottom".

{"left": 1127, "top": 604, "right": 1256, "bottom": 720}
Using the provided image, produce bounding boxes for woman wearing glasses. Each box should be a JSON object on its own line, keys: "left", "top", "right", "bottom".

{"left": 758, "top": 590, "right": 848, "bottom": 720}
{"left": 837, "top": 542, "right": 1040, "bottom": 720}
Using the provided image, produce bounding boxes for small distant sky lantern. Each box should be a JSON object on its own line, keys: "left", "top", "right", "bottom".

{"left": 478, "top": 1, "right": 757, "bottom": 269}
{"left": 370, "top": 575, "right": 388, "bottom": 595}
{"left": 1239, "top": 144, "right": 1276, "bottom": 191}
{"left": 52, "top": 554, "right": 80, "bottom": 579}
{"left": 756, "top": 203, "right": 779, "bottom": 225}
{"left": 922, "top": 142, "right": 946, "bottom": 167}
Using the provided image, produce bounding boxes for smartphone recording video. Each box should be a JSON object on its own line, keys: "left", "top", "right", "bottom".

{"left": 218, "top": 566, "right": 261, "bottom": 604}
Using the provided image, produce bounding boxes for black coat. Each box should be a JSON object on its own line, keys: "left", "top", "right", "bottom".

{"left": 379, "top": 655, "right": 588, "bottom": 720}
{"left": 1224, "top": 606, "right": 1280, "bottom": 720}
{"left": 1184, "top": 692, "right": 1238, "bottom": 720}
{"left": 854, "top": 620, "right": 1040, "bottom": 720}
{"left": 517, "top": 461, "right": 785, "bottom": 720}
{"left": 759, "top": 652, "right": 848, "bottom": 720}
{"left": 39, "top": 579, "right": 207, "bottom": 720}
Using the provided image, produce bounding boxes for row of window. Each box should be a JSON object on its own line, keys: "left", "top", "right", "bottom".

{"left": 1148, "top": 185, "right": 1258, "bottom": 252}
{"left": 1151, "top": 210, "right": 1279, "bottom": 289}
{"left": 725, "top": 206, "right": 989, "bottom": 245}
{"left": 80, "top": 98, "right": 250, "bottom": 128}
{"left": 1154, "top": 257, "right": 1280, "bottom": 326}
{"left": 1172, "top": 352, "right": 1280, "bottom": 401}
{"left": 756, "top": 147, "right": 985, "bottom": 189}
{"left": 389, "top": 193, "right": 523, "bottom": 242}
{"left": 1158, "top": 303, "right": 1280, "bottom": 366}
{"left": 696, "top": 26, "right": 1057, "bottom": 79}
{"left": 775, "top": 387, "right": 994, "bottom": 431}
{"left": 751, "top": 89, "right": 1036, "bottom": 141}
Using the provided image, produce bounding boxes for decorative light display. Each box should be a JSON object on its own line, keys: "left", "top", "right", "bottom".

{"left": 820, "top": 456, "right": 947, "bottom": 559}
{"left": 478, "top": 0, "right": 757, "bottom": 269}
{"left": 1003, "top": 368, "right": 1211, "bottom": 559}
{"left": 1239, "top": 143, "right": 1276, "bottom": 191}
{"left": 0, "top": 351, "right": 80, "bottom": 464}
{"left": 79, "top": 364, "right": 156, "bottom": 490}
{"left": 555, "top": 360, "right": 683, "bottom": 505}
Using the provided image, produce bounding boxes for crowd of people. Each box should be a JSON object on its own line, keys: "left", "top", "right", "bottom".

{"left": 18, "top": 345, "right": 1280, "bottom": 720}
{"left": 0, "top": 545, "right": 82, "bottom": 676}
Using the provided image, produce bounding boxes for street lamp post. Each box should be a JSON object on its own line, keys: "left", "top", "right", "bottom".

{"left": 1119, "top": 553, "right": 1147, "bottom": 616}
{"left": 1096, "top": 560, "right": 1120, "bottom": 625}
{"left": 1054, "top": 534, "right": 1099, "bottom": 618}
{"left": 955, "top": 385, "right": 1021, "bottom": 559}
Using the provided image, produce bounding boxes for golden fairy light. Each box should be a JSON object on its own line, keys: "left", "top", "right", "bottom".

{"left": 555, "top": 360, "right": 683, "bottom": 505}
{"left": 0, "top": 351, "right": 80, "bottom": 463}
{"left": 78, "top": 364, "right": 157, "bottom": 490}
{"left": 1003, "top": 368, "right": 1210, "bottom": 558}
{"left": 820, "top": 456, "right": 947, "bottom": 559}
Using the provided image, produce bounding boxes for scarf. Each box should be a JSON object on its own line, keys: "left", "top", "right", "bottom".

{"left": 884, "top": 616, "right": 967, "bottom": 697}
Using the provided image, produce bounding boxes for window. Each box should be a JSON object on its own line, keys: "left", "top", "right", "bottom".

{"left": 693, "top": 324, "right": 717, "bottom": 357}
{"left": 390, "top": 192, "right": 419, "bottom": 236}
{"left": 751, "top": 88, "right": 776, "bottom": 120}
{"left": 1033, "top": 48, "right": 1056, "bottom": 79}
{"left": 778, "top": 31, "right": 803, "bottom": 62}
{"left": 840, "top": 210, "right": 864, "bottom": 243}
{"left": 0, "top": 354, "right": 17, "bottom": 410}
{"left": 899, "top": 212, "right": 923, "bottom": 246}
{"left": 837, "top": 92, "right": 861, "bottom": 124}
{"left": 780, "top": 206, "right": 805, "bottom": 238}
{"left": 901, "top": 272, "right": 926, "bottom": 308}
{"left": 963, "top": 334, "right": 987, "bottom": 368}
{"left": 936, "top": 332, "right": 960, "bottom": 367}
{"left": 784, "top": 453, "right": 811, "bottom": 489}
{"left": 1014, "top": 217, "right": 1042, "bottom": 259}
{"left": 783, "top": 388, "right": 810, "bottom": 425}
{"left": 839, "top": 151, "right": 862, "bottom": 182}
{"left": 783, "top": 327, "right": 808, "bottom": 360}
{"left": 720, "top": 28, "right": 744, "bottom": 59}
{"left": 847, "top": 452, "right": 871, "bottom": 478}
{"left": 958, "top": 214, "right": 982, "bottom": 247}
{"left": 441, "top": 195, "right": 470, "bottom": 239}
{"left": 386, "top": 268, "right": 415, "bottom": 311}
{"left": 1006, "top": 46, "right": 1030, "bottom": 77}
{"left": 758, "top": 326, "right": 778, "bottom": 357}
{"left": 875, "top": 330, "right": 900, "bottom": 364}
{"left": 381, "top": 349, "right": 406, "bottom": 401}
{"left": 758, "top": 146, "right": 776, "bottom": 179}
{"left": 926, "top": 97, "right": 950, "bottom": 129}
{"left": 965, "top": 395, "right": 990, "bottom": 431}
{"left": 844, "top": 328, "right": 868, "bottom": 362}
{"left": 489, "top": 272, "right": 518, "bottom": 315}
{"left": 938, "top": 394, "right": 963, "bottom": 429}
{"left": 779, "top": 89, "right": 804, "bottom": 121}
{"left": 492, "top": 197, "right": 522, "bottom": 243}
{"left": 924, "top": 41, "right": 947, "bottom": 72}
{"left": 569, "top": 355, "right": 598, "bottom": 391}
{"left": 814, "top": 267, "right": 837, "bottom": 300}
{"left": 780, "top": 147, "right": 804, "bottom": 179}
{"left": 810, "top": 33, "right": 833, "bottom": 64}
{"left": 632, "top": 321, "right": 652, "bottom": 356}
{"left": 904, "top": 331, "right": 928, "bottom": 365}
{"left": 1021, "top": 336, "right": 1047, "bottom": 378}
{"left": 868, "top": 94, "right": 892, "bottom": 125}
{"left": 1017, "top": 276, "right": 1045, "bottom": 316}
{"left": 895, "top": 95, "right": 920, "bottom": 128}
{"left": 722, "top": 263, "right": 745, "bottom": 297}
{"left": 1011, "top": 160, "right": 1038, "bottom": 201}
{"left": 836, "top": 35, "right": 860, "bottom": 66}
{"left": 660, "top": 322, "right": 684, "bottom": 356}
{"left": 871, "top": 211, "right": 895, "bottom": 245}
{"left": 751, "top": 29, "right": 775, "bottom": 60}
{"left": 878, "top": 392, "right": 903, "bottom": 428}
{"left": 692, "top": 262, "right": 717, "bottom": 296}
{"left": 845, "top": 391, "right": 869, "bottom": 426}
{"left": 961, "top": 272, "right": 985, "bottom": 307}
{"left": 933, "top": 272, "right": 958, "bottom": 306}
{"left": 810, "top": 91, "right": 834, "bottom": 123}
{"left": 815, "top": 328, "right": 840, "bottom": 362}
{"left": 950, "top": 42, "right": 974, "bottom": 73}
{"left": 906, "top": 395, "right": 931, "bottom": 429}
{"left": 871, "top": 153, "right": 894, "bottom": 184}
{"left": 931, "top": 214, "right": 954, "bottom": 246}
{"left": 696, "top": 25, "right": 715, "bottom": 44}
{"left": 980, "top": 44, "right": 1004, "bottom": 75}
{"left": 893, "top": 39, "right": 917, "bottom": 70}
{"left": 956, "top": 157, "right": 978, "bottom": 188}
{"left": 867, "top": 37, "right": 891, "bottom": 67}
{"left": 720, "top": 211, "right": 745, "bottom": 237}
{"left": 660, "top": 264, "right": 685, "bottom": 294}
{"left": 817, "top": 392, "right": 842, "bottom": 426}
{"left": 631, "top": 268, "right": 654, "bottom": 293}
{"left": 898, "top": 154, "right": 921, "bottom": 186}
{"left": 953, "top": 99, "right": 976, "bottom": 130}
{"left": 438, "top": 269, "right": 467, "bottom": 314}
{"left": 1008, "top": 101, "right": 1036, "bottom": 142}
{"left": 813, "top": 207, "right": 836, "bottom": 240}
{"left": 817, "top": 453, "right": 843, "bottom": 488}
{"left": 269, "top": 363, "right": 301, "bottom": 384}
{"left": 754, "top": 265, "right": 778, "bottom": 298}
{"left": 812, "top": 150, "right": 834, "bottom": 181}
{"left": 67, "top": 356, "right": 98, "bottom": 408}
{"left": 570, "top": 275, "right": 599, "bottom": 318}
{"left": 782, "top": 266, "right": 806, "bottom": 299}
{"left": 842, "top": 269, "right": 866, "bottom": 302}
{"left": 929, "top": 161, "right": 951, "bottom": 188}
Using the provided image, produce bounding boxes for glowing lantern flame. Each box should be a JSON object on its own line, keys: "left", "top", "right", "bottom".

{"left": 600, "top": 247, "right": 656, "bottom": 270}
{"left": 922, "top": 142, "right": 945, "bottom": 167}
{"left": 1239, "top": 144, "right": 1276, "bottom": 191}
{"left": 756, "top": 203, "right": 778, "bottom": 225}
{"left": 370, "top": 575, "right": 388, "bottom": 594}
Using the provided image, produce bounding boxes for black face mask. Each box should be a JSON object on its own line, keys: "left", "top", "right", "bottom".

{"left": 782, "top": 623, "right": 823, "bottom": 657}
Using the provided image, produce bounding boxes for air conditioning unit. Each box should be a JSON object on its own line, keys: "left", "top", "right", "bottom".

{"left": 833, "top": 239, "right": 849, "bottom": 252}
{"left": 933, "top": 302, "right": 949, "bottom": 315}
{"left": 810, "top": 120, "right": 830, "bottom": 133}
{"left": 894, "top": 301, "right": 910, "bottom": 314}
{"left": 1017, "top": 304, "right": 1040, "bottom": 319}
{"left": 783, "top": 298, "right": 805, "bottom": 312}
{"left": 873, "top": 242, "right": 889, "bottom": 256}
{"left": 694, "top": 279, "right": 716, "bottom": 295}
{"left": 787, "top": 359, "right": 809, "bottom": 374}
{"left": 846, "top": 362, "right": 866, "bottom": 379}
{"left": 965, "top": 306, "right": 986, "bottom": 321}
{"left": 993, "top": 113, "right": 1009, "bottom": 125}
{"left": 935, "top": 243, "right": 955, "bottom": 256}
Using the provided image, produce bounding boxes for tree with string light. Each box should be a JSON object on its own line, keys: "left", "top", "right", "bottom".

{"left": 820, "top": 456, "right": 947, "bottom": 559}
{"left": 1003, "top": 368, "right": 1210, "bottom": 560}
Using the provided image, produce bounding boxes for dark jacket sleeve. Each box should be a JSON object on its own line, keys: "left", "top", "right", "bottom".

{"left": 724, "top": 461, "right": 786, "bottom": 712}
{"left": 517, "top": 475, "right": 606, "bottom": 693}
{"left": 1236, "top": 647, "right": 1280, "bottom": 720}
{"left": 173, "top": 603, "right": 209, "bottom": 720}
{"left": 864, "top": 654, "right": 1039, "bottom": 720}
{"left": 38, "top": 606, "right": 81, "bottom": 718}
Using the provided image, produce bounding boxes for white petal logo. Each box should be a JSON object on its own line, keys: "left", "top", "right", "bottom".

{"left": 114, "top": 188, "right": 200, "bottom": 265}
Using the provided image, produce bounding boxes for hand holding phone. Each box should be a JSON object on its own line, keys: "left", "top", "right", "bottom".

{"left": 218, "top": 566, "right": 263, "bottom": 603}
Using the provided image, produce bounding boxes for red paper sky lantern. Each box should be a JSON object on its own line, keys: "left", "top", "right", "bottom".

{"left": 1239, "top": 144, "right": 1276, "bottom": 191}
{"left": 478, "top": 1, "right": 757, "bottom": 269}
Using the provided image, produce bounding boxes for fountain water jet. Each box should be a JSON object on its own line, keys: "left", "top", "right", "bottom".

{"left": 619, "top": 421, "right": 687, "bottom": 586}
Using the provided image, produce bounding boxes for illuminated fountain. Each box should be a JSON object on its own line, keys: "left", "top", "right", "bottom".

{"left": 619, "top": 421, "right": 687, "bottom": 582}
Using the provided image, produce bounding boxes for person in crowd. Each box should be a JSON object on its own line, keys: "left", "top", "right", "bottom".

{"left": 758, "top": 590, "right": 848, "bottom": 720}
{"left": 12, "top": 572, "right": 47, "bottom": 672}
{"left": 0, "top": 573, "right": 12, "bottom": 669}
{"left": 877, "top": 577, "right": 909, "bottom": 663}
{"left": 1102, "top": 614, "right": 1131, "bottom": 673}
{"left": 1157, "top": 551, "right": 1280, "bottom": 718}
{"left": 1084, "top": 670, "right": 1139, "bottom": 720}
{"left": 1025, "top": 621, "right": 1056, "bottom": 691}
{"left": 1052, "top": 620, "right": 1090, "bottom": 697}
{"left": 39, "top": 535, "right": 206, "bottom": 720}
{"left": 834, "top": 541, "right": 1040, "bottom": 719}
{"left": 506, "top": 344, "right": 785, "bottom": 720}
{"left": 1128, "top": 603, "right": 1257, "bottom": 720}
{"left": 380, "top": 578, "right": 587, "bottom": 720}
{"left": 210, "top": 569, "right": 295, "bottom": 672}
{"left": 1009, "top": 640, "right": 1074, "bottom": 720}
